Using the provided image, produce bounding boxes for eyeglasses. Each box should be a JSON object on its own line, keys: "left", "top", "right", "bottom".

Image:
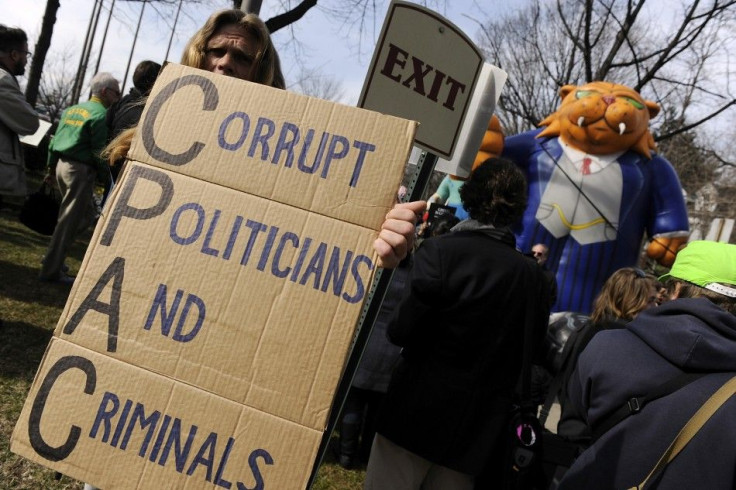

{"left": 13, "top": 49, "right": 32, "bottom": 58}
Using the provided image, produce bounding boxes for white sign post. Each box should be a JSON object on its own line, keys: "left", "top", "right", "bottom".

{"left": 435, "top": 63, "right": 508, "bottom": 177}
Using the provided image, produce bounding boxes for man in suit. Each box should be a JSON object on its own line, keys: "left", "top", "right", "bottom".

{"left": 501, "top": 83, "right": 689, "bottom": 314}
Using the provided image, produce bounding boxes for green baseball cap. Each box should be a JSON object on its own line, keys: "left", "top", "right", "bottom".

{"left": 659, "top": 240, "right": 736, "bottom": 298}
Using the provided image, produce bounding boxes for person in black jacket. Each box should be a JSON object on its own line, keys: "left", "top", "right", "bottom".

{"left": 102, "top": 60, "right": 161, "bottom": 203}
{"left": 105, "top": 60, "right": 161, "bottom": 143}
{"left": 364, "top": 158, "right": 551, "bottom": 490}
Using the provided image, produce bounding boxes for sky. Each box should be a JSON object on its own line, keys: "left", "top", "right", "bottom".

{"left": 2, "top": 0, "right": 508, "bottom": 105}
{"left": 4, "top": 0, "right": 733, "bottom": 162}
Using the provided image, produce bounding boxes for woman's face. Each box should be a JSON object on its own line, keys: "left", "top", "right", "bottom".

{"left": 204, "top": 24, "right": 259, "bottom": 81}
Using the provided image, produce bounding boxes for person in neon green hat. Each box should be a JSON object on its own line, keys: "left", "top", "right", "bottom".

{"left": 559, "top": 240, "right": 736, "bottom": 490}
{"left": 659, "top": 240, "right": 736, "bottom": 302}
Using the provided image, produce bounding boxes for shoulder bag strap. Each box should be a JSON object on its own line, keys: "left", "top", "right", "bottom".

{"left": 630, "top": 374, "right": 736, "bottom": 490}
{"left": 520, "top": 296, "right": 535, "bottom": 411}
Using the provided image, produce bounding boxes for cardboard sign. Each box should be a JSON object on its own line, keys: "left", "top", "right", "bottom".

{"left": 12, "top": 63, "right": 417, "bottom": 489}
{"left": 358, "top": 0, "right": 484, "bottom": 159}
{"left": 13, "top": 338, "right": 320, "bottom": 489}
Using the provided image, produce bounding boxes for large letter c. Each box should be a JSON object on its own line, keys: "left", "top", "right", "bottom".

{"left": 28, "top": 355, "right": 97, "bottom": 462}
{"left": 141, "top": 74, "right": 219, "bottom": 166}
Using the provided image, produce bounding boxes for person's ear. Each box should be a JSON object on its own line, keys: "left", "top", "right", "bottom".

{"left": 672, "top": 282, "right": 683, "bottom": 299}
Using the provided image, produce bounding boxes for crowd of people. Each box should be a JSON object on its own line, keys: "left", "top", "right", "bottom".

{"left": 2, "top": 8, "right": 736, "bottom": 490}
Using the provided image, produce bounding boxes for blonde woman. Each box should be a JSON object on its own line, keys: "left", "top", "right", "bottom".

{"left": 103, "top": 9, "right": 422, "bottom": 269}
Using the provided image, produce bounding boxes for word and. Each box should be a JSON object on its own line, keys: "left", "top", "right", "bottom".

{"left": 59, "top": 165, "right": 374, "bottom": 353}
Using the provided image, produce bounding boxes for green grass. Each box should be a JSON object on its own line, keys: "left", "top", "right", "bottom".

{"left": 0, "top": 170, "right": 88, "bottom": 489}
{"left": 0, "top": 170, "right": 365, "bottom": 489}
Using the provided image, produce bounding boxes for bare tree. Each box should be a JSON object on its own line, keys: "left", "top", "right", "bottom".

{"left": 475, "top": 0, "right": 736, "bottom": 144}
{"left": 26, "top": 0, "right": 60, "bottom": 107}
{"left": 26, "top": 0, "right": 450, "bottom": 115}
{"left": 238, "top": 0, "right": 448, "bottom": 36}
{"left": 288, "top": 66, "right": 346, "bottom": 102}
{"left": 36, "top": 47, "right": 78, "bottom": 125}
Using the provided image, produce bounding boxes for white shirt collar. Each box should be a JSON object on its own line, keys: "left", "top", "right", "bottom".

{"left": 559, "top": 138, "right": 624, "bottom": 174}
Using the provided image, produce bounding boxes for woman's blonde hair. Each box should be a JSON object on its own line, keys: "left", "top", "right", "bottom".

{"left": 181, "top": 9, "right": 284, "bottom": 89}
{"left": 102, "top": 9, "right": 284, "bottom": 166}
{"left": 590, "top": 267, "right": 658, "bottom": 323}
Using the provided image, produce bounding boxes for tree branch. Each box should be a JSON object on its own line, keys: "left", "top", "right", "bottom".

{"left": 265, "top": 0, "right": 318, "bottom": 33}
{"left": 594, "top": 0, "right": 646, "bottom": 81}
{"left": 655, "top": 99, "right": 736, "bottom": 142}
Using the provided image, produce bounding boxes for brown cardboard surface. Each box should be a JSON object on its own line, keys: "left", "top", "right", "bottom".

{"left": 54, "top": 162, "right": 375, "bottom": 430}
{"left": 12, "top": 63, "right": 417, "bottom": 489}
{"left": 128, "top": 64, "right": 417, "bottom": 230}
{"left": 11, "top": 338, "right": 321, "bottom": 490}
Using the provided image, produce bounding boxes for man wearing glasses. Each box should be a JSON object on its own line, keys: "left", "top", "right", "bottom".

{"left": 0, "top": 25, "right": 39, "bottom": 200}
{"left": 40, "top": 72, "right": 120, "bottom": 283}
{"left": 532, "top": 243, "right": 549, "bottom": 267}
{"left": 533, "top": 243, "right": 558, "bottom": 306}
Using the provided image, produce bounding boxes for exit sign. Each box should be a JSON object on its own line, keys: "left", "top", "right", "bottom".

{"left": 358, "top": 0, "right": 483, "bottom": 159}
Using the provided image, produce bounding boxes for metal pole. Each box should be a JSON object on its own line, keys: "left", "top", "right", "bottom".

{"left": 71, "top": 0, "right": 102, "bottom": 104}
{"left": 306, "top": 151, "right": 438, "bottom": 488}
{"left": 241, "top": 0, "right": 262, "bottom": 14}
{"left": 163, "top": 0, "right": 184, "bottom": 63}
{"left": 121, "top": 0, "right": 147, "bottom": 93}
{"left": 76, "top": 0, "right": 105, "bottom": 101}
{"left": 94, "top": 0, "right": 116, "bottom": 74}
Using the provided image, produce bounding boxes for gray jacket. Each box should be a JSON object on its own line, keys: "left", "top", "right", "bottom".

{"left": 0, "top": 66, "right": 39, "bottom": 195}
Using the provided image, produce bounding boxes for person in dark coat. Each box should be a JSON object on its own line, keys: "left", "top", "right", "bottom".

{"left": 364, "top": 158, "right": 552, "bottom": 490}
{"left": 338, "top": 256, "right": 409, "bottom": 469}
{"left": 559, "top": 240, "right": 736, "bottom": 490}
{"left": 105, "top": 60, "right": 161, "bottom": 142}
{"left": 102, "top": 60, "right": 161, "bottom": 203}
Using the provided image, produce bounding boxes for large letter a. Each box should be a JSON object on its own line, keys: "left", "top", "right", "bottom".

{"left": 62, "top": 257, "right": 125, "bottom": 352}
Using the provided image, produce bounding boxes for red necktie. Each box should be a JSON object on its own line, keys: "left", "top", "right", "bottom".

{"left": 582, "top": 157, "right": 592, "bottom": 175}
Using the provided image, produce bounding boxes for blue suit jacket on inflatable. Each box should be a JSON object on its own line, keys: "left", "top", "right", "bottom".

{"left": 503, "top": 129, "right": 689, "bottom": 313}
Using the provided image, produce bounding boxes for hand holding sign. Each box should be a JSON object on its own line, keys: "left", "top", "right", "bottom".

{"left": 375, "top": 200, "right": 426, "bottom": 268}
